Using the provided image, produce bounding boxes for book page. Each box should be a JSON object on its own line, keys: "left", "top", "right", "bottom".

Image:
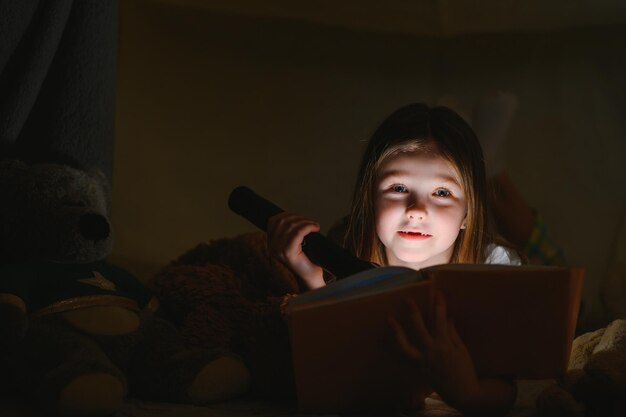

{"left": 288, "top": 265, "right": 419, "bottom": 306}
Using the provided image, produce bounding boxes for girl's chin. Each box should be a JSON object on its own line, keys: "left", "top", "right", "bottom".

{"left": 390, "top": 252, "right": 432, "bottom": 267}
{"left": 391, "top": 251, "right": 450, "bottom": 268}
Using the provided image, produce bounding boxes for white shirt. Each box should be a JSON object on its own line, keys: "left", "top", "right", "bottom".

{"left": 485, "top": 244, "right": 522, "bottom": 266}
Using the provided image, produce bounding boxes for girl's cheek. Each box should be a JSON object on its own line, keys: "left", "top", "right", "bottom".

{"left": 375, "top": 205, "right": 396, "bottom": 230}
{"left": 377, "top": 203, "right": 397, "bottom": 219}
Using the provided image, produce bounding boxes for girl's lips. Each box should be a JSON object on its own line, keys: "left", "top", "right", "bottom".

{"left": 397, "top": 231, "right": 432, "bottom": 240}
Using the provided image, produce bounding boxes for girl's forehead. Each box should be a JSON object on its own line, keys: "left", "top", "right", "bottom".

{"left": 377, "top": 151, "right": 462, "bottom": 184}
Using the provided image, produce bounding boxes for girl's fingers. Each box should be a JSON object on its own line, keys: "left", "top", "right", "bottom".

{"left": 387, "top": 316, "right": 422, "bottom": 362}
{"left": 267, "top": 213, "right": 320, "bottom": 261}
{"left": 267, "top": 213, "right": 291, "bottom": 252}
{"left": 407, "top": 299, "right": 433, "bottom": 350}
{"left": 267, "top": 213, "right": 325, "bottom": 289}
{"left": 280, "top": 221, "right": 320, "bottom": 263}
{"left": 286, "top": 220, "right": 320, "bottom": 255}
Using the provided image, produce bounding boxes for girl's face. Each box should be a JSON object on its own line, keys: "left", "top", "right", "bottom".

{"left": 375, "top": 151, "right": 467, "bottom": 270}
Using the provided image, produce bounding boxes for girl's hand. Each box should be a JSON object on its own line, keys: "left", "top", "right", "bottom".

{"left": 388, "top": 292, "right": 515, "bottom": 415}
{"left": 389, "top": 292, "right": 481, "bottom": 408}
{"left": 267, "top": 212, "right": 325, "bottom": 290}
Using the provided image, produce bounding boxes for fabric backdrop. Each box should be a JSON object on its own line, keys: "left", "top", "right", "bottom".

{"left": 0, "top": 0, "right": 117, "bottom": 179}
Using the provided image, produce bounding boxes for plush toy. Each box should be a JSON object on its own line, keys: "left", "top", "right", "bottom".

{"left": 536, "top": 319, "right": 626, "bottom": 417}
{"left": 150, "top": 231, "right": 301, "bottom": 400}
{"left": 0, "top": 159, "right": 251, "bottom": 416}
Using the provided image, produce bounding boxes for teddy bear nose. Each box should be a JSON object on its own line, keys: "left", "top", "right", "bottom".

{"left": 79, "top": 213, "right": 110, "bottom": 241}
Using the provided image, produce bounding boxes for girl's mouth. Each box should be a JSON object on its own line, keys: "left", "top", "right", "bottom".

{"left": 398, "top": 231, "right": 432, "bottom": 240}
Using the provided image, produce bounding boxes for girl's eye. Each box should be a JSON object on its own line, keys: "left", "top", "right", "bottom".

{"left": 433, "top": 188, "right": 451, "bottom": 197}
{"left": 391, "top": 184, "right": 408, "bottom": 193}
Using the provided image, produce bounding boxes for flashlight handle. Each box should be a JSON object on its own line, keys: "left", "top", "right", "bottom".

{"left": 228, "top": 186, "right": 375, "bottom": 279}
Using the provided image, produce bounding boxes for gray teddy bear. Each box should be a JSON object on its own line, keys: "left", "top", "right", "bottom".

{"left": 0, "top": 159, "right": 250, "bottom": 416}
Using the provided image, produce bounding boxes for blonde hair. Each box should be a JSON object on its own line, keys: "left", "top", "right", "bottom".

{"left": 344, "top": 103, "right": 493, "bottom": 266}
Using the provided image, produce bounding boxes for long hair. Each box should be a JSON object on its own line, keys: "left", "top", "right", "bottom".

{"left": 344, "top": 103, "right": 494, "bottom": 266}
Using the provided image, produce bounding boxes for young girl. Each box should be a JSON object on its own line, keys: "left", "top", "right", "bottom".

{"left": 267, "top": 103, "right": 522, "bottom": 416}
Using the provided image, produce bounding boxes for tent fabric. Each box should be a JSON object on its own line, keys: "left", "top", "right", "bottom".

{"left": 0, "top": 0, "right": 117, "bottom": 179}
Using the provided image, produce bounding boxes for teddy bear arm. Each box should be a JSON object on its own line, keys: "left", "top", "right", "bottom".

{"left": 569, "top": 327, "right": 605, "bottom": 369}
{"left": 537, "top": 320, "right": 626, "bottom": 417}
{"left": 584, "top": 319, "right": 626, "bottom": 388}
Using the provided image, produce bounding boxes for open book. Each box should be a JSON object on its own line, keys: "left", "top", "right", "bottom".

{"left": 285, "top": 264, "right": 584, "bottom": 413}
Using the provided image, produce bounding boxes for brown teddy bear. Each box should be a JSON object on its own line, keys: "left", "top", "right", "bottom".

{"left": 537, "top": 319, "right": 626, "bottom": 417}
{"left": 150, "top": 231, "right": 301, "bottom": 400}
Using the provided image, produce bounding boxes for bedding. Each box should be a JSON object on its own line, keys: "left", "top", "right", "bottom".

{"left": 117, "top": 396, "right": 537, "bottom": 417}
{"left": 0, "top": 396, "right": 537, "bottom": 417}
{"left": 115, "top": 398, "right": 462, "bottom": 417}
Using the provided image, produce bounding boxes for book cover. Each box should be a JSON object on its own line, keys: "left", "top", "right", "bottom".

{"left": 286, "top": 264, "right": 584, "bottom": 413}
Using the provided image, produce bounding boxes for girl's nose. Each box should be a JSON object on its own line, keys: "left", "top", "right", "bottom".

{"left": 406, "top": 198, "right": 426, "bottom": 221}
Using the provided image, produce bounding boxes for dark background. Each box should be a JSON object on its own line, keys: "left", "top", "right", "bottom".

{"left": 105, "top": 0, "right": 626, "bottom": 332}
